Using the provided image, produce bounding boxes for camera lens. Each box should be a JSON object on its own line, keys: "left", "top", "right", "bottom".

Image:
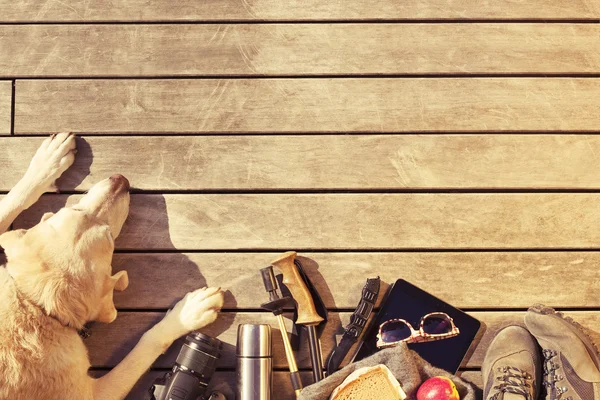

{"left": 175, "top": 332, "right": 223, "bottom": 386}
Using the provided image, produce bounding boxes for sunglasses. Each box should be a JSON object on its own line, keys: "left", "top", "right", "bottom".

{"left": 376, "top": 312, "right": 460, "bottom": 349}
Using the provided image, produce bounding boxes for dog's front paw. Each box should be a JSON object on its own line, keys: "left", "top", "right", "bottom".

{"left": 160, "top": 287, "right": 224, "bottom": 340}
{"left": 24, "top": 132, "right": 77, "bottom": 195}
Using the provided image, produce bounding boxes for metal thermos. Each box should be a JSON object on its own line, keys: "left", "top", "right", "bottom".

{"left": 236, "top": 324, "right": 272, "bottom": 400}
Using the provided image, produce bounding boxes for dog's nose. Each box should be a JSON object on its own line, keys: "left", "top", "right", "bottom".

{"left": 109, "top": 174, "right": 130, "bottom": 191}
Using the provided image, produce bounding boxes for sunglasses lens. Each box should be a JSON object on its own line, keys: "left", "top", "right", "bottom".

{"left": 381, "top": 321, "right": 411, "bottom": 343}
{"left": 422, "top": 314, "right": 453, "bottom": 335}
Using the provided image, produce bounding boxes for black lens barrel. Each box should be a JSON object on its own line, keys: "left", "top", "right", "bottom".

{"left": 175, "top": 332, "right": 222, "bottom": 384}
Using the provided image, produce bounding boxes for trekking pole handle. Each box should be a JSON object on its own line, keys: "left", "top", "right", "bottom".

{"left": 271, "top": 251, "right": 323, "bottom": 326}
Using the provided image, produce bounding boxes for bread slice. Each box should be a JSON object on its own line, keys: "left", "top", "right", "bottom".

{"left": 330, "top": 364, "right": 407, "bottom": 400}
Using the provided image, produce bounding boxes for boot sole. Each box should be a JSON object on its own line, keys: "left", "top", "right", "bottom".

{"left": 529, "top": 304, "right": 600, "bottom": 370}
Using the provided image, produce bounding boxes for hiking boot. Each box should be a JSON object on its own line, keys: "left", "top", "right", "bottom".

{"left": 482, "top": 325, "right": 540, "bottom": 400}
{"left": 525, "top": 304, "right": 600, "bottom": 400}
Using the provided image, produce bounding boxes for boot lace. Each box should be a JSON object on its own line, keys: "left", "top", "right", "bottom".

{"left": 490, "top": 366, "right": 533, "bottom": 400}
{"left": 543, "top": 349, "right": 572, "bottom": 400}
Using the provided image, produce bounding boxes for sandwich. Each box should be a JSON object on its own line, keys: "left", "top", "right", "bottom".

{"left": 330, "top": 364, "right": 407, "bottom": 400}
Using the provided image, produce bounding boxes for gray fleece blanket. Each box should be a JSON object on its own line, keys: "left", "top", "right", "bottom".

{"left": 299, "top": 344, "right": 478, "bottom": 400}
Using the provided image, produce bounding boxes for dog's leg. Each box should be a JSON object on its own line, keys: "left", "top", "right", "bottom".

{"left": 92, "top": 287, "right": 224, "bottom": 400}
{"left": 0, "top": 133, "right": 76, "bottom": 234}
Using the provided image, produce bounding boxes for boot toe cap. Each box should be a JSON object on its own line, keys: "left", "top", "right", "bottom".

{"left": 482, "top": 326, "right": 540, "bottom": 391}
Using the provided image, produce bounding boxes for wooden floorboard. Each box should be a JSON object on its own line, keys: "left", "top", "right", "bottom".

{"left": 14, "top": 79, "right": 600, "bottom": 133}
{"left": 109, "top": 252, "right": 600, "bottom": 309}
{"left": 2, "top": 24, "right": 600, "bottom": 77}
{"left": 0, "top": 81, "right": 11, "bottom": 134}
{"left": 6, "top": 135, "right": 600, "bottom": 190}
{"left": 86, "top": 311, "right": 600, "bottom": 369}
{"left": 3, "top": 1, "right": 599, "bottom": 397}
{"left": 2, "top": 0, "right": 598, "bottom": 21}
{"left": 14, "top": 193, "right": 600, "bottom": 250}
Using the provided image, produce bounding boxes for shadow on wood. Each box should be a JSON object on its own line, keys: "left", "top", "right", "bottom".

{"left": 55, "top": 136, "right": 93, "bottom": 190}
{"left": 108, "top": 193, "right": 237, "bottom": 371}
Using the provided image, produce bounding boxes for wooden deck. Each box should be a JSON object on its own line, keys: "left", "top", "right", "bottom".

{"left": 1, "top": 1, "right": 600, "bottom": 398}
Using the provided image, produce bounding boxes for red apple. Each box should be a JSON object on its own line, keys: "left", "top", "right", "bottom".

{"left": 416, "top": 376, "right": 460, "bottom": 400}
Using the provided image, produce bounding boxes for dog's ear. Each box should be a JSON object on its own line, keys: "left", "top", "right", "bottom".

{"left": 111, "top": 270, "right": 129, "bottom": 292}
{"left": 0, "top": 229, "right": 27, "bottom": 258}
{"left": 95, "top": 270, "right": 129, "bottom": 323}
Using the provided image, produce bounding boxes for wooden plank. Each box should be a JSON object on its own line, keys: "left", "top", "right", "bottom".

{"left": 86, "top": 311, "right": 600, "bottom": 369}
{"left": 2, "top": 25, "right": 600, "bottom": 77}
{"left": 14, "top": 79, "right": 600, "bottom": 133}
{"left": 109, "top": 252, "right": 600, "bottom": 309}
{"left": 90, "top": 370, "right": 311, "bottom": 400}
{"left": 0, "top": 81, "right": 10, "bottom": 135}
{"left": 14, "top": 194, "right": 600, "bottom": 250}
{"left": 1, "top": 0, "right": 598, "bottom": 22}
{"left": 6, "top": 135, "right": 600, "bottom": 191}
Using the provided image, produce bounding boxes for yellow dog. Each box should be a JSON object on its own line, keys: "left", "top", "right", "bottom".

{"left": 0, "top": 133, "right": 223, "bottom": 400}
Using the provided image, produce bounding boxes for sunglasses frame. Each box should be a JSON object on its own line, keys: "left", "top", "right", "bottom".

{"left": 376, "top": 312, "right": 460, "bottom": 349}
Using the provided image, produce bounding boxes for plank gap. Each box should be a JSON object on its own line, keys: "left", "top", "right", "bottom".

{"left": 112, "top": 307, "right": 600, "bottom": 313}
{"left": 9, "top": 80, "right": 14, "bottom": 135}
{"left": 8, "top": 189, "right": 600, "bottom": 195}
{"left": 1, "top": 20, "right": 599, "bottom": 25}
{"left": 7, "top": 74, "right": 600, "bottom": 80}
{"left": 107, "top": 248, "right": 600, "bottom": 254}
{"left": 10, "top": 132, "right": 600, "bottom": 137}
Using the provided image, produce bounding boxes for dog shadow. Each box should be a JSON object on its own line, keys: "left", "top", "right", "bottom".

{"left": 55, "top": 137, "right": 93, "bottom": 191}
{"left": 88, "top": 193, "right": 237, "bottom": 373}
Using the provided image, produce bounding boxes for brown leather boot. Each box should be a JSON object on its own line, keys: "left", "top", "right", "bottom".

{"left": 525, "top": 304, "right": 600, "bottom": 400}
{"left": 482, "top": 325, "right": 541, "bottom": 400}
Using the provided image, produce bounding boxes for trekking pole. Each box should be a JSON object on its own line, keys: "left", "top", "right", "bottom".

{"left": 260, "top": 266, "right": 302, "bottom": 398}
{"left": 272, "top": 251, "right": 325, "bottom": 382}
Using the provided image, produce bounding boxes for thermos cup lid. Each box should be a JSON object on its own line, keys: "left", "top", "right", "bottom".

{"left": 236, "top": 324, "right": 272, "bottom": 358}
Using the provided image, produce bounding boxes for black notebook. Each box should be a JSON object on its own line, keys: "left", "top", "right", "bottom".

{"left": 355, "top": 279, "right": 481, "bottom": 373}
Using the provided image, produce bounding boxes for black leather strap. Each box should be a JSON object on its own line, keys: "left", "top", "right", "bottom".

{"left": 347, "top": 277, "right": 379, "bottom": 337}
{"left": 326, "top": 277, "right": 380, "bottom": 375}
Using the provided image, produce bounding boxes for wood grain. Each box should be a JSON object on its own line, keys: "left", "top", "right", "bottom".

{"left": 3, "top": 1, "right": 597, "bottom": 398}
{"left": 14, "top": 79, "right": 600, "bottom": 133}
{"left": 1, "top": 0, "right": 598, "bottom": 22}
{"left": 6, "top": 135, "right": 600, "bottom": 190}
{"left": 0, "top": 81, "right": 10, "bottom": 135}
{"left": 2, "top": 24, "right": 600, "bottom": 77}
{"left": 86, "top": 311, "right": 600, "bottom": 369}
{"left": 14, "top": 194, "right": 600, "bottom": 250}
{"left": 109, "top": 252, "right": 600, "bottom": 309}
